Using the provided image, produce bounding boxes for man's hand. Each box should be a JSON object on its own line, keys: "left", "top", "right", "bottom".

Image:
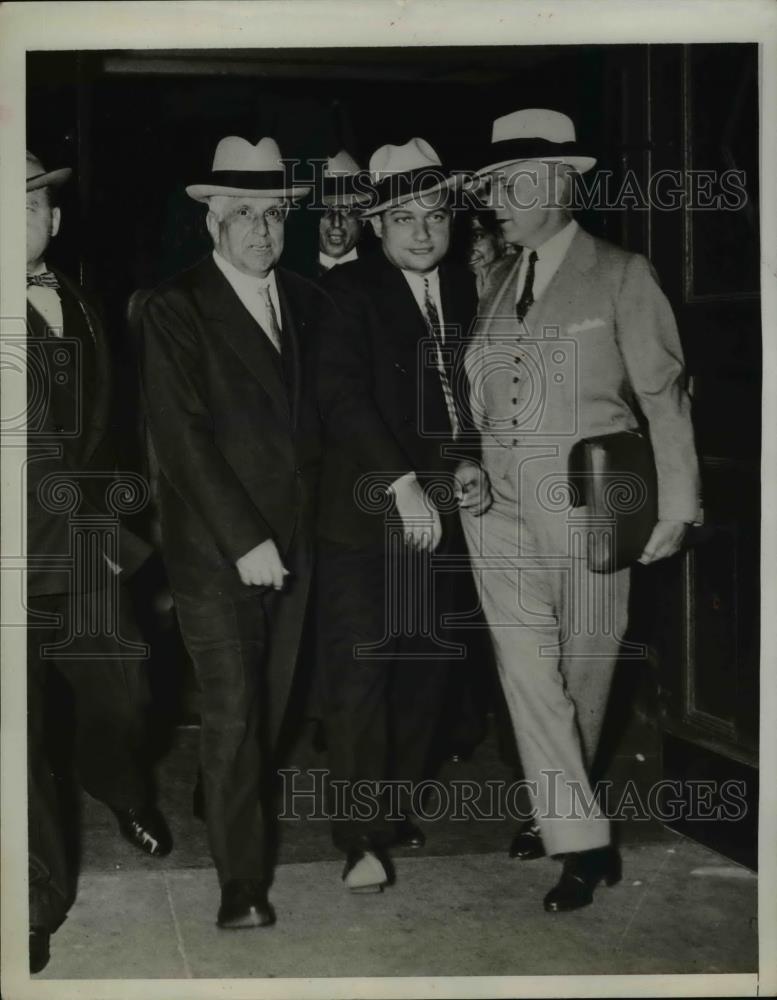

{"left": 637, "top": 520, "right": 688, "bottom": 565}
{"left": 454, "top": 460, "right": 492, "bottom": 516}
{"left": 236, "top": 539, "right": 289, "bottom": 589}
{"left": 391, "top": 474, "right": 442, "bottom": 552}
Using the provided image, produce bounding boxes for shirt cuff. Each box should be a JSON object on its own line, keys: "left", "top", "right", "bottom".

{"left": 386, "top": 471, "right": 416, "bottom": 495}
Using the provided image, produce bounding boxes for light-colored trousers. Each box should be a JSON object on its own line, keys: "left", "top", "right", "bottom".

{"left": 462, "top": 457, "right": 630, "bottom": 856}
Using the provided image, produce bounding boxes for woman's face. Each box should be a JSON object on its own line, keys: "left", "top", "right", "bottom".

{"left": 468, "top": 218, "right": 499, "bottom": 270}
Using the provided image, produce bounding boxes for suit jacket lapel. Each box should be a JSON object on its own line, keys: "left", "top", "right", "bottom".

{"left": 477, "top": 254, "right": 522, "bottom": 342}
{"left": 275, "top": 269, "right": 301, "bottom": 428}
{"left": 377, "top": 255, "right": 429, "bottom": 354}
{"left": 197, "top": 258, "right": 290, "bottom": 421}
{"left": 525, "top": 227, "right": 597, "bottom": 334}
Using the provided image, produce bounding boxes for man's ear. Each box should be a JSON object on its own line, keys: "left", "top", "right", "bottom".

{"left": 205, "top": 210, "right": 219, "bottom": 244}
{"left": 369, "top": 214, "right": 383, "bottom": 238}
{"left": 50, "top": 207, "right": 61, "bottom": 239}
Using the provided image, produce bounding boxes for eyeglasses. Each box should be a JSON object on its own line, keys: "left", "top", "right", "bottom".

{"left": 233, "top": 204, "right": 289, "bottom": 226}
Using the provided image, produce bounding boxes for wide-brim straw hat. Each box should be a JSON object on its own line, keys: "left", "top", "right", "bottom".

{"left": 477, "top": 108, "right": 596, "bottom": 175}
{"left": 360, "top": 137, "right": 465, "bottom": 217}
{"left": 320, "top": 149, "right": 372, "bottom": 207}
{"left": 186, "top": 136, "right": 312, "bottom": 202}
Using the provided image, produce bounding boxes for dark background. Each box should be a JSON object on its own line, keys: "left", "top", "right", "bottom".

{"left": 26, "top": 43, "right": 762, "bottom": 866}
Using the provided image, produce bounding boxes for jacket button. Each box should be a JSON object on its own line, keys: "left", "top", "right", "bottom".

{"left": 295, "top": 467, "right": 302, "bottom": 477}
{"left": 512, "top": 419, "right": 518, "bottom": 426}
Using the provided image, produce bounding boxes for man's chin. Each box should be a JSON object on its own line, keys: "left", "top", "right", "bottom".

{"left": 324, "top": 247, "right": 347, "bottom": 259}
{"left": 401, "top": 253, "right": 444, "bottom": 273}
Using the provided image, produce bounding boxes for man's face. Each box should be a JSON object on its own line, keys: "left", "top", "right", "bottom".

{"left": 489, "top": 160, "right": 558, "bottom": 249}
{"left": 207, "top": 195, "right": 287, "bottom": 277}
{"left": 26, "top": 188, "right": 60, "bottom": 269}
{"left": 371, "top": 196, "right": 451, "bottom": 273}
{"left": 319, "top": 203, "right": 363, "bottom": 259}
{"left": 468, "top": 217, "right": 500, "bottom": 270}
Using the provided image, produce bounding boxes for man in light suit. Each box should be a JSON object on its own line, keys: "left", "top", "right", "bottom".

{"left": 141, "top": 136, "right": 328, "bottom": 928}
{"left": 462, "top": 109, "right": 701, "bottom": 912}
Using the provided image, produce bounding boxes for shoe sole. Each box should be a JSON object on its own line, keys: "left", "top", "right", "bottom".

{"left": 217, "top": 907, "right": 275, "bottom": 929}
{"left": 343, "top": 852, "right": 388, "bottom": 892}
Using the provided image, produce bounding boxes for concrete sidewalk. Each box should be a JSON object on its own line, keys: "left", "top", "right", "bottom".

{"left": 38, "top": 835, "right": 757, "bottom": 980}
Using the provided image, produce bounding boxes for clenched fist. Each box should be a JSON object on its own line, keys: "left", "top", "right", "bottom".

{"left": 454, "top": 460, "right": 492, "bottom": 516}
{"left": 391, "top": 473, "right": 442, "bottom": 552}
{"left": 236, "top": 538, "right": 289, "bottom": 589}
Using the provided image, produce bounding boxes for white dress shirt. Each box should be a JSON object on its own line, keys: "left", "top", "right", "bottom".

{"left": 515, "top": 218, "right": 579, "bottom": 306}
{"left": 401, "top": 267, "right": 446, "bottom": 333}
{"left": 213, "top": 250, "right": 282, "bottom": 350}
{"left": 27, "top": 261, "right": 63, "bottom": 335}
{"left": 319, "top": 246, "right": 359, "bottom": 271}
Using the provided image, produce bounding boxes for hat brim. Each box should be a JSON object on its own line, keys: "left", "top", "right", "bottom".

{"left": 476, "top": 155, "right": 597, "bottom": 176}
{"left": 360, "top": 174, "right": 465, "bottom": 218}
{"left": 186, "top": 183, "right": 312, "bottom": 203}
{"left": 26, "top": 167, "right": 72, "bottom": 192}
{"left": 321, "top": 192, "right": 374, "bottom": 207}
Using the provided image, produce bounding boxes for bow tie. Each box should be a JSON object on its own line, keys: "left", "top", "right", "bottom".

{"left": 27, "top": 271, "right": 60, "bottom": 290}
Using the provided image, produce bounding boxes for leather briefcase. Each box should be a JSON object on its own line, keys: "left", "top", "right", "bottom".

{"left": 568, "top": 429, "right": 658, "bottom": 573}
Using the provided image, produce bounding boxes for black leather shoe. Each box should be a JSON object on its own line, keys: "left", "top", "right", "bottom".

{"left": 29, "top": 927, "right": 50, "bottom": 974}
{"left": 112, "top": 805, "right": 173, "bottom": 857}
{"left": 217, "top": 880, "right": 275, "bottom": 929}
{"left": 395, "top": 817, "right": 426, "bottom": 849}
{"left": 509, "top": 820, "right": 545, "bottom": 860}
{"left": 543, "top": 847, "right": 622, "bottom": 913}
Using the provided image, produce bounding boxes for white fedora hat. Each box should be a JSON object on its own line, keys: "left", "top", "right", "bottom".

{"left": 26, "top": 151, "right": 72, "bottom": 192}
{"left": 360, "top": 137, "right": 463, "bottom": 217}
{"left": 186, "top": 136, "right": 312, "bottom": 203}
{"left": 320, "top": 149, "right": 371, "bottom": 206}
{"left": 478, "top": 108, "right": 596, "bottom": 175}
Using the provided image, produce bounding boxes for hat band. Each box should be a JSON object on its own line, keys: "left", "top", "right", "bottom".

{"left": 486, "top": 138, "right": 585, "bottom": 166}
{"left": 208, "top": 170, "right": 291, "bottom": 189}
{"left": 322, "top": 175, "right": 369, "bottom": 199}
{"left": 369, "top": 165, "right": 451, "bottom": 208}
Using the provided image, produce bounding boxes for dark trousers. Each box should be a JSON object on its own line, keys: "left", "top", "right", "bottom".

{"left": 317, "top": 537, "right": 455, "bottom": 853}
{"left": 174, "top": 535, "right": 312, "bottom": 887}
{"left": 27, "top": 586, "right": 149, "bottom": 930}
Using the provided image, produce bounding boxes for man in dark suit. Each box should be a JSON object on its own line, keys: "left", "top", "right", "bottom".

{"left": 141, "top": 135, "right": 327, "bottom": 928}
{"left": 25, "top": 152, "right": 170, "bottom": 974}
{"left": 316, "top": 150, "right": 371, "bottom": 278}
{"left": 317, "top": 138, "right": 489, "bottom": 891}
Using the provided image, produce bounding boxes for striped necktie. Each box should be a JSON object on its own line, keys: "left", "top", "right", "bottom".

{"left": 423, "top": 276, "right": 459, "bottom": 438}
{"left": 27, "top": 271, "right": 60, "bottom": 290}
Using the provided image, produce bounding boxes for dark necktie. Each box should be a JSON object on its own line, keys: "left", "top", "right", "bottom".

{"left": 515, "top": 250, "right": 538, "bottom": 322}
{"left": 423, "top": 276, "right": 459, "bottom": 438}
{"left": 27, "top": 271, "right": 60, "bottom": 290}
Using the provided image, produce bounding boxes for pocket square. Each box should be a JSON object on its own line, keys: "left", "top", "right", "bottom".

{"left": 567, "top": 317, "right": 606, "bottom": 334}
